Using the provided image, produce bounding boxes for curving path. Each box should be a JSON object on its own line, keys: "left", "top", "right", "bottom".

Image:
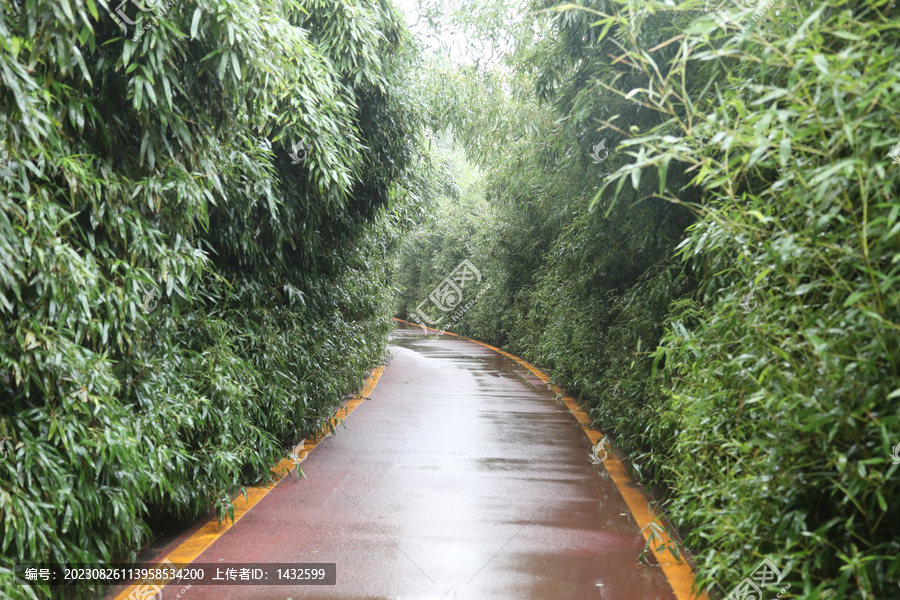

{"left": 110, "top": 322, "right": 703, "bottom": 600}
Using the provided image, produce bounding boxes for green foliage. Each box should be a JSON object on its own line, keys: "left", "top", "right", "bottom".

{"left": 0, "top": 0, "right": 420, "bottom": 597}
{"left": 391, "top": 136, "right": 500, "bottom": 325}
{"left": 603, "top": 0, "right": 900, "bottom": 595}
{"left": 396, "top": 0, "right": 900, "bottom": 598}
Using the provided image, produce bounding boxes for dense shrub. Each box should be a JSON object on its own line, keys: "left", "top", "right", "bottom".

{"left": 0, "top": 0, "right": 420, "bottom": 597}
{"left": 394, "top": 0, "right": 900, "bottom": 597}
{"left": 609, "top": 0, "right": 900, "bottom": 596}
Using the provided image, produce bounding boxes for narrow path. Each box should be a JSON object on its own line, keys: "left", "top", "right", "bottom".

{"left": 120, "top": 323, "right": 687, "bottom": 599}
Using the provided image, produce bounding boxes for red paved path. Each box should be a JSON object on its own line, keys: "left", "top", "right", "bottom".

{"left": 132, "top": 324, "right": 678, "bottom": 599}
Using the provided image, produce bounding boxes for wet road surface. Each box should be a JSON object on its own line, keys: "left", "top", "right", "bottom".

{"left": 120, "top": 324, "right": 683, "bottom": 599}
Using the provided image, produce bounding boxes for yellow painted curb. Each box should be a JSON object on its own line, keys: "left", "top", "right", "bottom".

{"left": 111, "top": 366, "right": 385, "bottom": 600}
{"left": 394, "top": 318, "right": 708, "bottom": 600}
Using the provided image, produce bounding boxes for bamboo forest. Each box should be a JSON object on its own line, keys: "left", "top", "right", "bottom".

{"left": 1, "top": 0, "right": 898, "bottom": 599}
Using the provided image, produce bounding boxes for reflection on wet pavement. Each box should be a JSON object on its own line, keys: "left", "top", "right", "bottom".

{"left": 162, "top": 322, "right": 677, "bottom": 600}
